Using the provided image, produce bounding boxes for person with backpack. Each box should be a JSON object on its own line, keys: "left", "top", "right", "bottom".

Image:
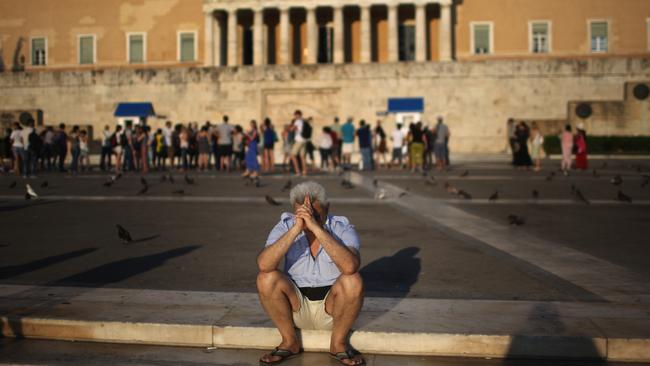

{"left": 289, "top": 110, "right": 308, "bottom": 176}
{"left": 22, "top": 118, "right": 39, "bottom": 178}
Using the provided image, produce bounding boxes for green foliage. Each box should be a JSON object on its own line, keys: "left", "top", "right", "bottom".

{"left": 543, "top": 135, "right": 650, "bottom": 155}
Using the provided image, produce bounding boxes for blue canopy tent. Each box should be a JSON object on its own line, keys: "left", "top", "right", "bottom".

{"left": 114, "top": 102, "right": 156, "bottom": 126}
{"left": 386, "top": 97, "right": 424, "bottom": 126}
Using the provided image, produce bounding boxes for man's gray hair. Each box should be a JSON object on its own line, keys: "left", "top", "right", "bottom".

{"left": 289, "top": 181, "right": 329, "bottom": 205}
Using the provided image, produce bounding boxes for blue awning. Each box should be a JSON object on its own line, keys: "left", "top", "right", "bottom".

{"left": 114, "top": 102, "right": 156, "bottom": 118}
{"left": 387, "top": 98, "right": 424, "bottom": 113}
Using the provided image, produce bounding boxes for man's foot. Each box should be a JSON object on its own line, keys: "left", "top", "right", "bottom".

{"left": 259, "top": 343, "right": 302, "bottom": 365}
{"left": 329, "top": 349, "right": 366, "bottom": 366}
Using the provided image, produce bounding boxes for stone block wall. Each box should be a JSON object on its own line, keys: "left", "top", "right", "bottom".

{"left": 1, "top": 58, "right": 649, "bottom": 153}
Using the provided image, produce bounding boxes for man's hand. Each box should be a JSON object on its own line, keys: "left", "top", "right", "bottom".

{"left": 295, "top": 196, "right": 320, "bottom": 232}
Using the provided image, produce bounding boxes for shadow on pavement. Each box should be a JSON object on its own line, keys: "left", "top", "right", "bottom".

{"left": 0, "top": 248, "right": 98, "bottom": 280}
{"left": 0, "top": 200, "right": 60, "bottom": 213}
{"left": 360, "top": 246, "right": 421, "bottom": 297}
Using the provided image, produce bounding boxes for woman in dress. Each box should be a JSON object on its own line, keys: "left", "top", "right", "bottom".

{"left": 243, "top": 120, "right": 260, "bottom": 179}
{"left": 513, "top": 122, "right": 532, "bottom": 170}
{"left": 179, "top": 125, "right": 190, "bottom": 172}
{"left": 529, "top": 122, "right": 544, "bottom": 172}
{"left": 197, "top": 126, "right": 210, "bottom": 171}
{"left": 262, "top": 118, "right": 276, "bottom": 173}
{"left": 575, "top": 123, "right": 588, "bottom": 170}
{"left": 560, "top": 124, "right": 573, "bottom": 175}
{"left": 79, "top": 130, "right": 90, "bottom": 172}
{"left": 374, "top": 120, "right": 388, "bottom": 170}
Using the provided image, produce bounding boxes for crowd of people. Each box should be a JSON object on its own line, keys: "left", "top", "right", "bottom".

{"left": 507, "top": 119, "right": 589, "bottom": 175}
{"left": 0, "top": 111, "right": 453, "bottom": 177}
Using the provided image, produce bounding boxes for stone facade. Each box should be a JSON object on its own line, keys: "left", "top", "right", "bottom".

{"left": 1, "top": 57, "right": 649, "bottom": 153}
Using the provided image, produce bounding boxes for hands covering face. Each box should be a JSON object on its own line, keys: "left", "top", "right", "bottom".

{"left": 294, "top": 196, "right": 321, "bottom": 232}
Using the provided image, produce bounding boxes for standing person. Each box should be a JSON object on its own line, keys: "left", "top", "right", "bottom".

{"left": 197, "top": 125, "right": 210, "bottom": 171}
{"left": 162, "top": 121, "right": 174, "bottom": 170}
{"left": 507, "top": 118, "right": 517, "bottom": 165}
{"left": 318, "top": 127, "right": 333, "bottom": 171}
{"left": 281, "top": 123, "right": 293, "bottom": 171}
{"left": 263, "top": 118, "right": 277, "bottom": 173}
{"left": 179, "top": 125, "right": 190, "bottom": 172}
{"left": 373, "top": 120, "right": 387, "bottom": 170}
{"left": 137, "top": 125, "right": 149, "bottom": 174}
{"left": 172, "top": 124, "right": 181, "bottom": 170}
{"left": 232, "top": 125, "right": 245, "bottom": 171}
{"left": 560, "top": 125, "right": 574, "bottom": 175}
{"left": 1, "top": 128, "right": 12, "bottom": 173}
{"left": 330, "top": 117, "right": 343, "bottom": 168}
{"left": 513, "top": 122, "right": 533, "bottom": 170}
{"left": 356, "top": 120, "right": 373, "bottom": 171}
{"left": 243, "top": 119, "right": 260, "bottom": 179}
{"left": 153, "top": 128, "right": 164, "bottom": 170}
{"left": 327, "top": 125, "right": 341, "bottom": 172}
{"left": 69, "top": 125, "right": 81, "bottom": 174}
{"left": 113, "top": 125, "right": 124, "bottom": 174}
{"left": 433, "top": 117, "right": 450, "bottom": 171}
{"left": 575, "top": 123, "right": 588, "bottom": 171}
{"left": 133, "top": 125, "right": 143, "bottom": 171}
{"left": 341, "top": 118, "right": 355, "bottom": 167}
{"left": 100, "top": 125, "right": 112, "bottom": 171}
{"left": 122, "top": 122, "right": 136, "bottom": 172}
{"left": 289, "top": 110, "right": 308, "bottom": 176}
{"left": 390, "top": 123, "right": 405, "bottom": 169}
{"left": 304, "top": 117, "right": 315, "bottom": 172}
{"left": 79, "top": 130, "right": 90, "bottom": 172}
{"left": 10, "top": 122, "right": 24, "bottom": 176}
{"left": 21, "top": 119, "right": 37, "bottom": 178}
{"left": 530, "top": 122, "right": 544, "bottom": 172}
{"left": 54, "top": 123, "right": 68, "bottom": 172}
{"left": 408, "top": 122, "right": 426, "bottom": 173}
{"left": 217, "top": 115, "right": 234, "bottom": 172}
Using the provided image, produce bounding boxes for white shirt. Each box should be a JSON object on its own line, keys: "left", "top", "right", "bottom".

{"left": 162, "top": 127, "right": 173, "bottom": 146}
{"left": 22, "top": 127, "right": 34, "bottom": 150}
{"left": 392, "top": 129, "right": 404, "bottom": 149}
{"left": 102, "top": 130, "right": 112, "bottom": 146}
{"left": 294, "top": 119, "right": 305, "bottom": 143}
{"left": 319, "top": 132, "right": 333, "bottom": 149}
{"left": 10, "top": 130, "right": 24, "bottom": 148}
{"left": 217, "top": 123, "right": 234, "bottom": 145}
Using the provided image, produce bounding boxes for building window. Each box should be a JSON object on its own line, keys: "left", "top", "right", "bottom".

{"left": 590, "top": 21, "right": 608, "bottom": 53}
{"left": 472, "top": 22, "right": 493, "bottom": 55}
{"left": 178, "top": 31, "right": 197, "bottom": 62}
{"left": 399, "top": 24, "right": 416, "bottom": 61}
{"left": 530, "top": 21, "right": 551, "bottom": 54}
{"left": 31, "top": 37, "right": 47, "bottom": 66}
{"left": 127, "top": 33, "right": 146, "bottom": 63}
{"left": 78, "top": 35, "right": 96, "bottom": 65}
{"left": 318, "top": 26, "right": 334, "bottom": 64}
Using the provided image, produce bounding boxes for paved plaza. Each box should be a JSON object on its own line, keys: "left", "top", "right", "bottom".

{"left": 1, "top": 158, "right": 649, "bottom": 364}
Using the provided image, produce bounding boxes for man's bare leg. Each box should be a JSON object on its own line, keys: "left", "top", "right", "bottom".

{"left": 325, "top": 273, "right": 365, "bottom": 365}
{"left": 257, "top": 271, "right": 301, "bottom": 363}
{"left": 290, "top": 154, "right": 301, "bottom": 176}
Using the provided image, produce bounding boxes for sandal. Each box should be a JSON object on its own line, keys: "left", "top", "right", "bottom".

{"left": 330, "top": 350, "right": 366, "bottom": 366}
{"left": 259, "top": 347, "right": 303, "bottom": 365}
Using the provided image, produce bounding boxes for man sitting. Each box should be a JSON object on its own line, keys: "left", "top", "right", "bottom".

{"left": 257, "top": 181, "right": 365, "bottom": 366}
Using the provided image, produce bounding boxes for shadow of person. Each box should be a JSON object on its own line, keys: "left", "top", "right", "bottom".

{"left": 504, "top": 303, "right": 609, "bottom": 365}
{"left": 359, "top": 246, "right": 421, "bottom": 298}
{"left": 0, "top": 248, "right": 98, "bottom": 280}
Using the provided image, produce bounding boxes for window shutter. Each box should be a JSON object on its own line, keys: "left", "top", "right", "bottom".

{"left": 474, "top": 25, "right": 490, "bottom": 53}
{"left": 591, "top": 22, "right": 608, "bottom": 38}
{"left": 79, "top": 36, "right": 94, "bottom": 64}
{"left": 532, "top": 23, "right": 548, "bottom": 35}
{"left": 180, "top": 33, "right": 195, "bottom": 62}
{"left": 32, "top": 38, "right": 46, "bottom": 65}
{"left": 129, "top": 35, "right": 144, "bottom": 63}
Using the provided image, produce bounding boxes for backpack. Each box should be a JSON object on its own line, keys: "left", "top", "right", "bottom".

{"left": 301, "top": 120, "right": 312, "bottom": 140}
{"left": 110, "top": 133, "right": 118, "bottom": 148}
{"left": 29, "top": 130, "right": 42, "bottom": 152}
{"left": 119, "top": 132, "right": 128, "bottom": 147}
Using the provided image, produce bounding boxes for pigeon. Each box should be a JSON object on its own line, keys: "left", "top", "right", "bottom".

{"left": 616, "top": 190, "right": 632, "bottom": 203}
{"left": 160, "top": 174, "right": 167, "bottom": 182}
{"left": 137, "top": 185, "right": 148, "bottom": 195}
{"left": 424, "top": 176, "right": 437, "bottom": 186}
{"left": 570, "top": 184, "right": 577, "bottom": 196}
{"left": 103, "top": 179, "right": 114, "bottom": 187}
{"left": 636, "top": 165, "right": 643, "bottom": 173}
{"left": 40, "top": 181, "right": 48, "bottom": 188}
{"left": 507, "top": 214, "right": 526, "bottom": 226}
{"left": 281, "top": 180, "right": 292, "bottom": 192}
{"left": 532, "top": 189, "right": 539, "bottom": 199}
{"left": 168, "top": 174, "right": 175, "bottom": 184}
{"left": 172, "top": 189, "right": 185, "bottom": 195}
{"left": 545, "top": 171, "right": 556, "bottom": 181}
{"left": 116, "top": 225, "right": 132, "bottom": 244}
{"left": 457, "top": 190, "right": 472, "bottom": 200}
{"left": 373, "top": 179, "right": 379, "bottom": 188}
{"left": 375, "top": 189, "right": 388, "bottom": 200}
{"left": 265, "top": 195, "right": 281, "bottom": 206}
{"left": 460, "top": 170, "right": 469, "bottom": 177}
{"left": 116, "top": 173, "right": 123, "bottom": 180}
{"left": 642, "top": 177, "right": 650, "bottom": 188}
{"left": 254, "top": 177, "right": 261, "bottom": 188}
{"left": 341, "top": 179, "right": 354, "bottom": 189}
{"left": 26, "top": 184, "right": 38, "bottom": 199}
{"left": 398, "top": 191, "right": 408, "bottom": 198}
{"left": 140, "top": 177, "right": 148, "bottom": 187}
{"left": 592, "top": 169, "right": 599, "bottom": 178}
{"left": 575, "top": 189, "right": 590, "bottom": 205}
{"left": 9, "top": 181, "right": 16, "bottom": 188}
{"left": 185, "top": 174, "right": 195, "bottom": 185}
{"left": 488, "top": 190, "right": 499, "bottom": 202}
{"left": 610, "top": 174, "right": 623, "bottom": 186}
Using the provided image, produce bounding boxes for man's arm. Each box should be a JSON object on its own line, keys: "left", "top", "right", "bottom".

{"left": 257, "top": 220, "right": 303, "bottom": 273}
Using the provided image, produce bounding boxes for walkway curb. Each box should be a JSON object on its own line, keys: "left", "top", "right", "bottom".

{"left": 2, "top": 316, "right": 650, "bottom": 362}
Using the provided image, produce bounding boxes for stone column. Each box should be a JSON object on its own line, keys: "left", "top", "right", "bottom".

{"left": 360, "top": 5, "right": 371, "bottom": 63}
{"left": 415, "top": 3, "right": 426, "bottom": 62}
{"left": 333, "top": 5, "right": 344, "bottom": 64}
{"left": 253, "top": 8, "right": 264, "bottom": 65}
{"left": 439, "top": 2, "right": 452, "bottom": 61}
{"left": 204, "top": 11, "right": 215, "bottom": 66}
{"left": 306, "top": 6, "right": 318, "bottom": 64}
{"left": 227, "top": 9, "right": 237, "bottom": 66}
{"left": 387, "top": 4, "right": 398, "bottom": 62}
{"left": 279, "top": 7, "right": 290, "bottom": 65}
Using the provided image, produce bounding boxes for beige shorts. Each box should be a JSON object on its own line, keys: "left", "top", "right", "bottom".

{"left": 342, "top": 143, "right": 354, "bottom": 155}
{"left": 291, "top": 141, "right": 306, "bottom": 156}
{"left": 291, "top": 282, "right": 333, "bottom": 331}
